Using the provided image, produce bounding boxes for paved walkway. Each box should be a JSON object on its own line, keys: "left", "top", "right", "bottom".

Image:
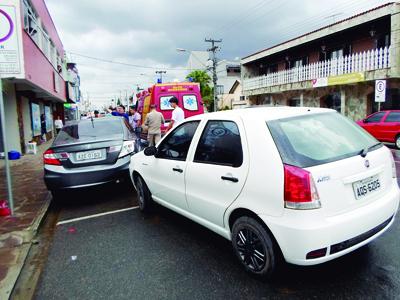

{"left": 0, "top": 140, "right": 52, "bottom": 299}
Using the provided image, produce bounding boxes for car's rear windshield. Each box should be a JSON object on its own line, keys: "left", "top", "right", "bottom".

{"left": 267, "top": 112, "right": 382, "bottom": 168}
{"left": 54, "top": 119, "right": 123, "bottom": 146}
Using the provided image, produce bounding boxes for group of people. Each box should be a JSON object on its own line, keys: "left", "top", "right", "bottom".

{"left": 40, "top": 114, "right": 64, "bottom": 142}
{"left": 106, "top": 96, "right": 185, "bottom": 148}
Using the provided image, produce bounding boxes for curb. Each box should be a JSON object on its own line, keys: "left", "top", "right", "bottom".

{"left": 0, "top": 192, "right": 52, "bottom": 300}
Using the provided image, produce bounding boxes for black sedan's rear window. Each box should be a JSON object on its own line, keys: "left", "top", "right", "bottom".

{"left": 54, "top": 119, "right": 123, "bottom": 146}
{"left": 267, "top": 112, "right": 381, "bottom": 168}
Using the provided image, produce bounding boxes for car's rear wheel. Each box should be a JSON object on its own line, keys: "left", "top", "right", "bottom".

{"left": 135, "top": 176, "right": 153, "bottom": 213}
{"left": 232, "top": 216, "right": 277, "bottom": 278}
{"left": 395, "top": 135, "right": 400, "bottom": 149}
{"left": 50, "top": 190, "right": 65, "bottom": 204}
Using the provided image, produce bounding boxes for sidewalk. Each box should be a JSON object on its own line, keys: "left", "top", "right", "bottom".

{"left": 0, "top": 141, "right": 52, "bottom": 299}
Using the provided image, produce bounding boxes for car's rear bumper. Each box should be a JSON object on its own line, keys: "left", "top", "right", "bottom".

{"left": 259, "top": 179, "right": 400, "bottom": 266}
{"left": 44, "top": 155, "right": 131, "bottom": 190}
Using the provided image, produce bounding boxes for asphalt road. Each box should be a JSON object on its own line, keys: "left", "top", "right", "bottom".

{"left": 34, "top": 157, "right": 400, "bottom": 299}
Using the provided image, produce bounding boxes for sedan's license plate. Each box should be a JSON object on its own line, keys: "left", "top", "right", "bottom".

{"left": 76, "top": 150, "right": 102, "bottom": 161}
{"left": 353, "top": 175, "right": 381, "bottom": 200}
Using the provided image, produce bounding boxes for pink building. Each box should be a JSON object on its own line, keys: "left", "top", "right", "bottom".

{"left": 0, "top": 0, "right": 76, "bottom": 154}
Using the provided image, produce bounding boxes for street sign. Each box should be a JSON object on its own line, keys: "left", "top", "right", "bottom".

{"left": 375, "top": 80, "right": 386, "bottom": 102}
{"left": 0, "top": 3, "right": 23, "bottom": 77}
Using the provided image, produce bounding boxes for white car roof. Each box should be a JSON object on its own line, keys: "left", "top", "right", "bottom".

{"left": 187, "top": 106, "right": 336, "bottom": 122}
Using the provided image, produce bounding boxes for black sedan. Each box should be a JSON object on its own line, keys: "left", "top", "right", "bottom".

{"left": 43, "top": 117, "right": 135, "bottom": 198}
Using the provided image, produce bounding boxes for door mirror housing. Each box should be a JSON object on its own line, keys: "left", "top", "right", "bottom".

{"left": 363, "top": 119, "right": 367, "bottom": 123}
{"left": 144, "top": 146, "right": 157, "bottom": 156}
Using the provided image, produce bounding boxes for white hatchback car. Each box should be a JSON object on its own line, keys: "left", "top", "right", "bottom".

{"left": 129, "top": 107, "right": 399, "bottom": 278}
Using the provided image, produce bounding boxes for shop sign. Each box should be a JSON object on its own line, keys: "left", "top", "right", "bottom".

{"left": 327, "top": 72, "right": 364, "bottom": 86}
{"left": 312, "top": 72, "right": 365, "bottom": 88}
{"left": 312, "top": 78, "right": 328, "bottom": 88}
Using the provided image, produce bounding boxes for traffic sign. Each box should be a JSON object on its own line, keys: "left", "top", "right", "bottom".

{"left": 375, "top": 80, "right": 386, "bottom": 102}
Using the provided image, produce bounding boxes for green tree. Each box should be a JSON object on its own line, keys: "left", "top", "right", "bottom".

{"left": 186, "top": 70, "right": 214, "bottom": 112}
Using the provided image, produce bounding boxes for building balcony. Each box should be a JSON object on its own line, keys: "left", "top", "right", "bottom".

{"left": 243, "top": 47, "right": 390, "bottom": 94}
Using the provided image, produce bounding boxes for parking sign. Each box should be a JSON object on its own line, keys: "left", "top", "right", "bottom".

{"left": 375, "top": 80, "right": 386, "bottom": 102}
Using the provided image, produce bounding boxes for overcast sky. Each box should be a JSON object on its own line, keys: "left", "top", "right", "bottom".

{"left": 45, "top": 0, "right": 390, "bottom": 107}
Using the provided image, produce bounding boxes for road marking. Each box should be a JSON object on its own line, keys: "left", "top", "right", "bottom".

{"left": 56, "top": 206, "right": 139, "bottom": 226}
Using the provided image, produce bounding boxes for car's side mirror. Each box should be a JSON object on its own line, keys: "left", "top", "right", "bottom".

{"left": 363, "top": 119, "right": 367, "bottom": 123}
{"left": 144, "top": 146, "right": 157, "bottom": 156}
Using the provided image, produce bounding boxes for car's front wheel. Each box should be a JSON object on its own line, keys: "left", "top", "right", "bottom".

{"left": 395, "top": 135, "right": 400, "bottom": 149}
{"left": 135, "top": 175, "right": 153, "bottom": 213}
{"left": 231, "top": 216, "right": 277, "bottom": 278}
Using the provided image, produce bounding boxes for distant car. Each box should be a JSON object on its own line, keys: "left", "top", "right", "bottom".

{"left": 44, "top": 117, "right": 135, "bottom": 198}
{"left": 357, "top": 110, "right": 400, "bottom": 148}
{"left": 129, "top": 107, "right": 399, "bottom": 278}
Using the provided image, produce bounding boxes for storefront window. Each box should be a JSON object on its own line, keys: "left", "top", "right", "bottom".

{"left": 322, "top": 92, "right": 341, "bottom": 113}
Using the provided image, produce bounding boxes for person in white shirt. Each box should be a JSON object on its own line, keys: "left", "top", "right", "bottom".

{"left": 54, "top": 116, "right": 63, "bottom": 134}
{"left": 167, "top": 96, "right": 185, "bottom": 132}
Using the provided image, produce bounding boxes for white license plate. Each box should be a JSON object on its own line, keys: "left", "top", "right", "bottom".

{"left": 76, "top": 150, "right": 102, "bottom": 161}
{"left": 353, "top": 175, "right": 381, "bottom": 200}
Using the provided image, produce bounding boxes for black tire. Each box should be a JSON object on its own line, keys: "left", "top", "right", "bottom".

{"left": 231, "top": 216, "right": 277, "bottom": 278}
{"left": 135, "top": 176, "right": 153, "bottom": 213}
{"left": 50, "top": 190, "right": 65, "bottom": 204}
{"left": 395, "top": 135, "right": 400, "bottom": 149}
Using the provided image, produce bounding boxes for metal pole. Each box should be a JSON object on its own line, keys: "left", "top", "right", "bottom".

{"left": 0, "top": 78, "right": 14, "bottom": 215}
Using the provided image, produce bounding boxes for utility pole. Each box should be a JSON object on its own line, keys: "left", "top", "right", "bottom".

{"left": 86, "top": 92, "right": 90, "bottom": 113}
{"left": 155, "top": 70, "right": 166, "bottom": 83}
{"left": 0, "top": 77, "right": 14, "bottom": 215}
{"left": 205, "top": 38, "right": 222, "bottom": 112}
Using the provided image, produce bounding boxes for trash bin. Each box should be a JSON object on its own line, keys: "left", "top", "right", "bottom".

{"left": 8, "top": 150, "right": 21, "bottom": 160}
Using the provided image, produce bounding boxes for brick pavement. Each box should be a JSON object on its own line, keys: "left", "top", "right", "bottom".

{"left": 0, "top": 140, "right": 52, "bottom": 299}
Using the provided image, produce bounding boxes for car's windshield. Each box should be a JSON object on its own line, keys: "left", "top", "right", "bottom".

{"left": 54, "top": 119, "right": 123, "bottom": 146}
{"left": 267, "top": 112, "right": 381, "bottom": 168}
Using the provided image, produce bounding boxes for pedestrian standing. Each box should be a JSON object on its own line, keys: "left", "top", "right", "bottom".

{"left": 129, "top": 106, "right": 141, "bottom": 133}
{"left": 109, "top": 105, "right": 129, "bottom": 121}
{"left": 40, "top": 114, "right": 47, "bottom": 142}
{"left": 129, "top": 106, "right": 142, "bottom": 151}
{"left": 144, "top": 104, "right": 165, "bottom": 147}
{"left": 166, "top": 96, "right": 184, "bottom": 132}
{"left": 54, "top": 116, "right": 63, "bottom": 134}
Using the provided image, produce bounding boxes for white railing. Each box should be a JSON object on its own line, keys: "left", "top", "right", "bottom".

{"left": 243, "top": 47, "right": 390, "bottom": 91}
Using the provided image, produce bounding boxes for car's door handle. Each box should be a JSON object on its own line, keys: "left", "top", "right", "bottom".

{"left": 173, "top": 168, "right": 183, "bottom": 173}
{"left": 221, "top": 176, "right": 239, "bottom": 183}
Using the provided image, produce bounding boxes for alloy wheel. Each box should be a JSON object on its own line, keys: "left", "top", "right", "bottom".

{"left": 396, "top": 136, "right": 400, "bottom": 149}
{"left": 235, "top": 228, "right": 267, "bottom": 272}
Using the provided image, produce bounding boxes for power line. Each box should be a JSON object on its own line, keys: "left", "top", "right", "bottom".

{"left": 212, "top": 0, "right": 274, "bottom": 36}
{"left": 68, "top": 51, "right": 193, "bottom": 71}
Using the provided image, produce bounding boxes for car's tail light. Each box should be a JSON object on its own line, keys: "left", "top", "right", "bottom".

{"left": 284, "top": 164, "right": 321, "bottom": 210}
{"left": 119, "top": 141, "right": 135, "bottom": 158}
{"left": 390, "top": 154, "right": 397, "bottom": 178}
{"left": 43, "top": 149, "right": 69, "bottom": 165}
